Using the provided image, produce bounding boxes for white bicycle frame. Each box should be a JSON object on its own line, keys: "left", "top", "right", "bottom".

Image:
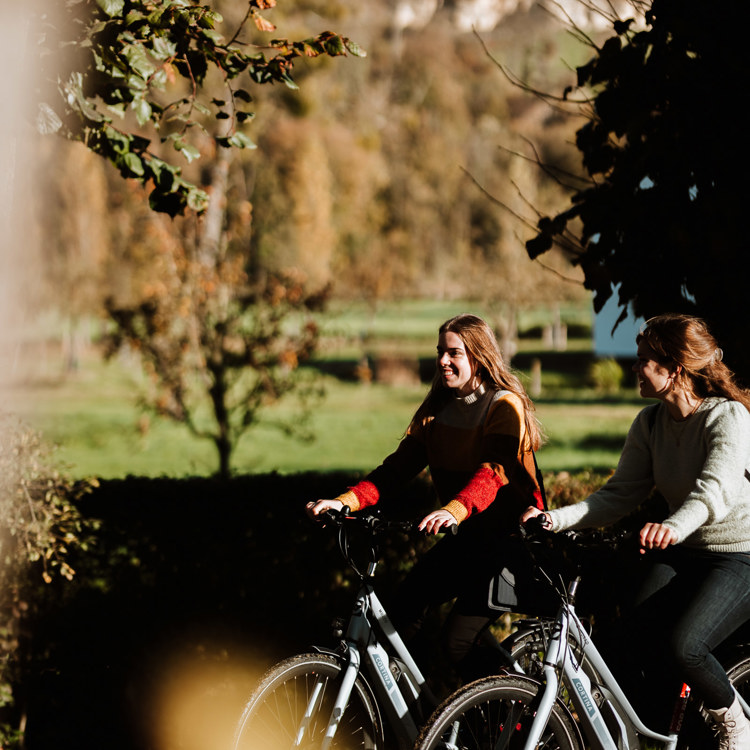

{"left": 309, "top": 559, "right": 431, "bottom": 750}
{"left": 522, "top": 578, "right": 750, "bottom": 750}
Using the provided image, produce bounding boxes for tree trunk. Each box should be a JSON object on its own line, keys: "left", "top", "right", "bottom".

{"left": 215, "top": 434, "right": 232, "bottom": 480}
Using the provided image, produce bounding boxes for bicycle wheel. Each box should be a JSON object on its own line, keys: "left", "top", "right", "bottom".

{"left": 677, "top": 647, "right": 750, "bottom": 750}
{"left": 414, "top": 674, "right": 582, "bottom": 750}
{"left": 233, "top": 652, "right": 384, "bottom": 750}
{"left": 726, "top": 651, "right": 750, "bottom": 704}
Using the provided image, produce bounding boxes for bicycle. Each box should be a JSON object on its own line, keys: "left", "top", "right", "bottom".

{"left": 498, "top": 525, "right": 634, "bottom": 687}
{"left": 415, "top": 518, "right": 750, "bottom": 750}
{"left": 231, "top": 506, "right": 466, "bottom": 750}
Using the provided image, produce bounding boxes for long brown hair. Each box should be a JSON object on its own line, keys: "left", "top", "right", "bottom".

{"left": 409, "top": 314, "right": 544, "bottom": 450}
{"left": 637, "top": 313, "right": 750, "bottom": 412}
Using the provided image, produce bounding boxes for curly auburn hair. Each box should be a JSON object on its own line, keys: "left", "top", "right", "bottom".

{"left": 637, "top": 313, "right": 750, "bottom": 412}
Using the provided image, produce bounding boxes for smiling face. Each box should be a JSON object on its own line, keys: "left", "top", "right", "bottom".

{"left": 633, "top": 341, "right": 676, "bottom": 400}
{"left": 437, "top": 330, "right": 479, "bottom": 396}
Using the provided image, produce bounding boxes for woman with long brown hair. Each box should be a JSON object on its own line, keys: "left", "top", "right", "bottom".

{"left": 307, "top": 313, "right": 545, "bottom": 682}
{"left": 523, "top": 313, "right": 750, "bottom": 748}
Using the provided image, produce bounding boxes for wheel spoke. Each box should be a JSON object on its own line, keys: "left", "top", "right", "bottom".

{"left": 234, "top": 655, "right": 381, "bottom": 750}
{"left": 414, "top": 676, "right": 579, "bottom": 750}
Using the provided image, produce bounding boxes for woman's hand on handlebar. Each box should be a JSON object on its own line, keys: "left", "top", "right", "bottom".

{"left": 520, "top": 506, "right": 552, "bottom": 529}
{"left": 418, "top": 509, "right": 457, "bottom": 535}
{"left": 639, "top": 522, "right": 677, "bottom": 553}
{"left": 306, "top": 498, "right": 344, "bottom": 521}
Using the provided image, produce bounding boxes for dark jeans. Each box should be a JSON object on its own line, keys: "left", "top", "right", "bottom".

{"left": 389, "top": 519, "right": 517, "bottom": 683}
{"left": 604, "top": 545, "right": 750, "bottom": 728}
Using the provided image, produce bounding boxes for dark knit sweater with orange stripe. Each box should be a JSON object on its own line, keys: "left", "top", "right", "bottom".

{"left": 336, "top": 383, "right": 545, "bottom": 526}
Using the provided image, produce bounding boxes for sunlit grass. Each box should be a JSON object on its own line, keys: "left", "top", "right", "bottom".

{"left": 0, "top": 297, "right": 642, "bottom": 478}
{"left": 318, "top": 299, "right": 594, "bottom": 358}
{"left": 5, "top": 348, "right": 644, "bottom": 479}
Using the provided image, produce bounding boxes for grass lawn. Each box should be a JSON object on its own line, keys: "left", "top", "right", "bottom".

{"left": 320, "top": 299, "right": 594, "bottom": 359}
{"left": 3, "top": 348, "right": 644, "bottom": 480}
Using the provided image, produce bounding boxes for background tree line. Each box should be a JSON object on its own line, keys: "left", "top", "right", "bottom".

{"left": 35, "top": 0, "right": 589, "bottom": 331}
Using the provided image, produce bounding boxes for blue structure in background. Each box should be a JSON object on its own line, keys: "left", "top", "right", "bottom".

{"left": 593, "top": 292, "right": 643, "bottom": 358}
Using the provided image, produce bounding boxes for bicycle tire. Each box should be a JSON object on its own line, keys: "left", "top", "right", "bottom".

{"left": 414, "top": 674, "right": 582, "bottom": 750}
{"left": 726, "top": 650, "right": 750, "bottom": 704}
{"left": 233, "top": 652, "right": 384, "bottom": 750}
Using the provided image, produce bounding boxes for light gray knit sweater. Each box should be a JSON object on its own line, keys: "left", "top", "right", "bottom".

{"left": 548, "top": 397, "right": 750, "bottom": 552}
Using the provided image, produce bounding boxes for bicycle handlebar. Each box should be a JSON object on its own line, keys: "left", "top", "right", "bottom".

{"left": 319, "top": 506, "right": 458, "bottom": 536}
{"left": 520, "top": 515, "right": 633, "bottom": 550}
{"left": 517, "top": 515, "right": 638, "bottom": 601}
{"left": 520, "top": 514, "right": 552, "bottom": 538}
{"left": 317, "top": 506, "right": 457, "bottom": 578}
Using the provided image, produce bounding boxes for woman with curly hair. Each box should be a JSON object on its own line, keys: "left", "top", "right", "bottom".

{"left": 523, "top": 313, "right": 750, "bottom": 748}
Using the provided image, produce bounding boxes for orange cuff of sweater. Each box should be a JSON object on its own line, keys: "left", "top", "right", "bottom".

{"left": 334, "top": 490, "right": 361, "bottom": 512}
{"left": 441, "top": 500, "right": 469, "bottom": 523}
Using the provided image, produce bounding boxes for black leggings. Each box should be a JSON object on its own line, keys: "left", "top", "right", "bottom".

{"left": 388, "top": 523, "right": 519, "bottom": 682}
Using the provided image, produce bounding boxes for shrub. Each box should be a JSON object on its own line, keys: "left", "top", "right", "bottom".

{"left": 544, "top": 470, "right": 610, "bottom": 509}
{"left": 0, "top": 414, "right": 96, "bottom": 747}
{"left": 587, "top": 357, "right": 624, "bottom": 393}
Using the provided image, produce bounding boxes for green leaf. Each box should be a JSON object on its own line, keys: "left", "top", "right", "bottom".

{"left": 151, "top": 67, "right": 168, "bottom": 88}
{"left": 283, "top": 76, "right": 299, "bottom": 91}
{"left": 64, "top": 73, "right": 106, "bottom": 122}
{"left": 322, "top": 35, "right": 346, "bottom": 56}
{"left": 147, "top": 157, "right": 164, "bottom": 183}
{"left": 103, "top": 125, "right": 132, "bottom": 155}
{"left": 89, "top": 20, "right": 108, "bottom": 36}
{"left": 147, "top": 8, "right": 166, "bottom": 26}
{"left": 192, "top": 100, "right": 212, "bottom": 116}
{"left": 200, "top": 10, "right": 224, "bottom": 28}
{"left": 124, "top": 44, "right": 156, "bottom": 80}
{"left": 107, "top": 102, "right": 127, "bottom": 118}
{"left": 187, "top": 186, "right": 210, "bottom": 213}
{"left": 123, "top": 152, "right": 145, "bottom": 177}
{"left": 151, "top": 36, "right": 177, "bottom": 61}
{"left": 227, "top": 132, "right": 256, "bottom": 150}
{"left": 132, "top": 97, "right": 152, "bottom": 126}
{"left": 200, "top": 28, "right": 224, "bottom": 45}
{"left": 179, "top": 142, "right": 201, "bottom": 163}
{"left": 125, "top": 10, "right": 145, "bottom": 28}
{"left": 154, "top": 161, "right": 177, "bottom": 191}
{"left": 96, "top": 0, "right": 125, "bottom": 18}
{"left": 344, "top": 39, "right": 366, "bottom": 57}
{"left": 126, "top": 73, "right": 148, "bottom": 92}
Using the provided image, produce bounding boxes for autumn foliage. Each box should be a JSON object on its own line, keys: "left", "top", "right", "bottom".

{"left": 104, "top": 244, "right": 326, "bottom": 477}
